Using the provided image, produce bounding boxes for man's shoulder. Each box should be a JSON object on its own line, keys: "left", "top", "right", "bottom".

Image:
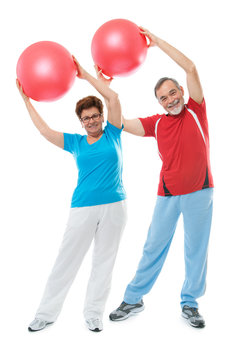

{"left": 139, "top": 113, "right": 164, "bottom": 123}
{"left": 186, "top": 97, "right": 206, "bottom": 111}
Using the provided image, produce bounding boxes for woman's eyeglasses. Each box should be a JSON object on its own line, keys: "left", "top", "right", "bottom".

{"left": 81, "top": 113, "right": 102, "bottom": 123}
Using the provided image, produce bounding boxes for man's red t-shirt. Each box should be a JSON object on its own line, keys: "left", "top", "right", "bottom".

{"left": 139, "top": 97, "right": 214, "bottom": 196}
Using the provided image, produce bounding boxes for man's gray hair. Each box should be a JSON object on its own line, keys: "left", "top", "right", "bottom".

{"left": 154, "top": 77, "right": 181, "bottom": 98}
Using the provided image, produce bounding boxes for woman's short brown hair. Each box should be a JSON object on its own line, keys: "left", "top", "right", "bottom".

{"left": 75, "top": 96, "right": 103, "bottom": 119}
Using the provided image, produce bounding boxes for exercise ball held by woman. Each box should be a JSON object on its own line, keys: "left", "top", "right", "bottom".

{"left": 16, "top": 41, "right": 77, "bottom": 102}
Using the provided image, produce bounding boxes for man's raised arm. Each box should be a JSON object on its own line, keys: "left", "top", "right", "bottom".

{"left": 141, "top": 27, "right": 203, "bottom": 104}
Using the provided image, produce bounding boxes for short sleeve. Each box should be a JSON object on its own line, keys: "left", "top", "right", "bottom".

{"left": 64, "top": 133, "right": 82, "bottom": 154}
{"left": 104, "top": 121, "right": 124, "bottom": 139}
{"left": 139, "top": 114, "right": 162, "bottom": 137}
{"left": 187, "top": 97, "right": 206, "bottom": 118}
{"left": 187, "top": 97, "right": 208, "bottom": 130}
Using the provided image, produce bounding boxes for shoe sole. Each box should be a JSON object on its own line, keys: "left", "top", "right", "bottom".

{"left": 181, "top": 313, "right": 205, "bottom": 328}
{"left": 89, "top": 328, "right": 103, "bottom": 332}
{"left": 86, "top": 320, "right": 103, "bottom": 332}
{"left": 28, "top": 322, "right": 54, "bottom": 332}
{"left": 110, "top": 305, "right": 145, "bottom": 321}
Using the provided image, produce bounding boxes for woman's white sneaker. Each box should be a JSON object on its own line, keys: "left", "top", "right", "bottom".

{"left": 85, "top": 318, "right": 103, "bottom": 332}
{"left": 28, "top": 318, "right": 54, "bottom": 332}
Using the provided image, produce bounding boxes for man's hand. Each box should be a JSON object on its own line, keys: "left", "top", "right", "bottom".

{"left": 139, "top": 26, "right": 159, "bottom": 47}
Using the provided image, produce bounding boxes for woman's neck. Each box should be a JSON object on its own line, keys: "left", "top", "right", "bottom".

{"left": 87, "top": 130, "right": 103, "bottom": 144}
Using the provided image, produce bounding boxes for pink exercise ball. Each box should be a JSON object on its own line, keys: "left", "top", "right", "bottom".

{"left": 16, "top": 41, "right": 77, "bottom": 101}
{"left": 91, "top": 19, "right": 148, "bottom": 77}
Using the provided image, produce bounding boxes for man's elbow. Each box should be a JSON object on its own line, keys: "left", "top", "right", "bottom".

{"left": 187, "top": 62, "right": 197, "bottom": 75}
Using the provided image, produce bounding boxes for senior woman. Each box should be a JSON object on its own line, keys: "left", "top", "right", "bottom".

{"left": 16, "top": 58, "right": 127, "bottom": 332}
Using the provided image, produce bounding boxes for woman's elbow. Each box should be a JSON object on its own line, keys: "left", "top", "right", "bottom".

{"left": 109, "top": 92, "right": 120, "bottom": 107}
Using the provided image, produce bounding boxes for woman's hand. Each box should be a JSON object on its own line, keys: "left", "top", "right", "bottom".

{"left": 94, "top": 65, "right": 113, "bottom": 87}
{"left": 16, "top": 79, "right": 29, "bottom": 103}
{"left": 72, "top": 55, "right": 87, "bottom": 79}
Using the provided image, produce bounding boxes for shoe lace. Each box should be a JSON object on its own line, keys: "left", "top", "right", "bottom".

{"left": 191, "top": 308, "right": 200, "bottom": 317}
{"left": 117, "top": 301, "right": 126, "bottom": 310}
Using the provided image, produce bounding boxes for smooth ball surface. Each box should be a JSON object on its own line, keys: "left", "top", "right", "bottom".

{"left": 91, "top": 19, "right": 148, "bottom": 77}
{"left": 16, "top": 41, "right": 77, "bottom": 101}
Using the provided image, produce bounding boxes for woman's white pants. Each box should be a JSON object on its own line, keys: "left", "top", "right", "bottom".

{"left": 35, "top": 200, "right": 127, "bottom": 322}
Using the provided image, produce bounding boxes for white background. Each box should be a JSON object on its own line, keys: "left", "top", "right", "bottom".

{"left": 1, "top": 0, "right": 239, "bottom": 359}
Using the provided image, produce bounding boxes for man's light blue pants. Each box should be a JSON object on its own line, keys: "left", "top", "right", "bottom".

{"left": 124, "top": 189, "right": 213, "bottom": 308}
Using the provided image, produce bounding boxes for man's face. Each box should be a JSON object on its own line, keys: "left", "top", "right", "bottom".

{"left": 156, "top": 80, "right": 185, "bottom": 115}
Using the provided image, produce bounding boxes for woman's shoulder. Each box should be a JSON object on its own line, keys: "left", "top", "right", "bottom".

{"left": 104, "top": 121, "right": 123, "bottom": 136}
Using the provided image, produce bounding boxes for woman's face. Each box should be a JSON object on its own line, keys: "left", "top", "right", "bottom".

{"left": 80, "top": 106, "right": 104, "bottom": 137}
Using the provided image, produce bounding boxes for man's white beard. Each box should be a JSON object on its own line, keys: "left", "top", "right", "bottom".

{"left": 169, "top": 104, "right": 183, "bottom": 115}
{"left": 167, "top": 99, "right": 184, "bottom": 115}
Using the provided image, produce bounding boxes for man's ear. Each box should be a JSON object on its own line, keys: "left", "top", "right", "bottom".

{"left": 180, "top": 86, "right": 184, "bottom": 96}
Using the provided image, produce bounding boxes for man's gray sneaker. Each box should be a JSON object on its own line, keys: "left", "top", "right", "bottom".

{"left": 182, "top": 305, "right": 205, "bottom": 328}
{"left": 109, "top": 300, "right": 145, "bottom": 321}
{"left": 85, "top": 318, "right": 103, "bottom": 332}
{"left": 28, "top": 318, "right": 54, "bottom": 332}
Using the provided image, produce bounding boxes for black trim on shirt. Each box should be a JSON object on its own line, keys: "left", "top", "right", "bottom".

{"left": 162, "top": 176, "right": 172, "bottom": 196}
{"left": 202, "top": 167, "right": 210, "bottom": 189}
